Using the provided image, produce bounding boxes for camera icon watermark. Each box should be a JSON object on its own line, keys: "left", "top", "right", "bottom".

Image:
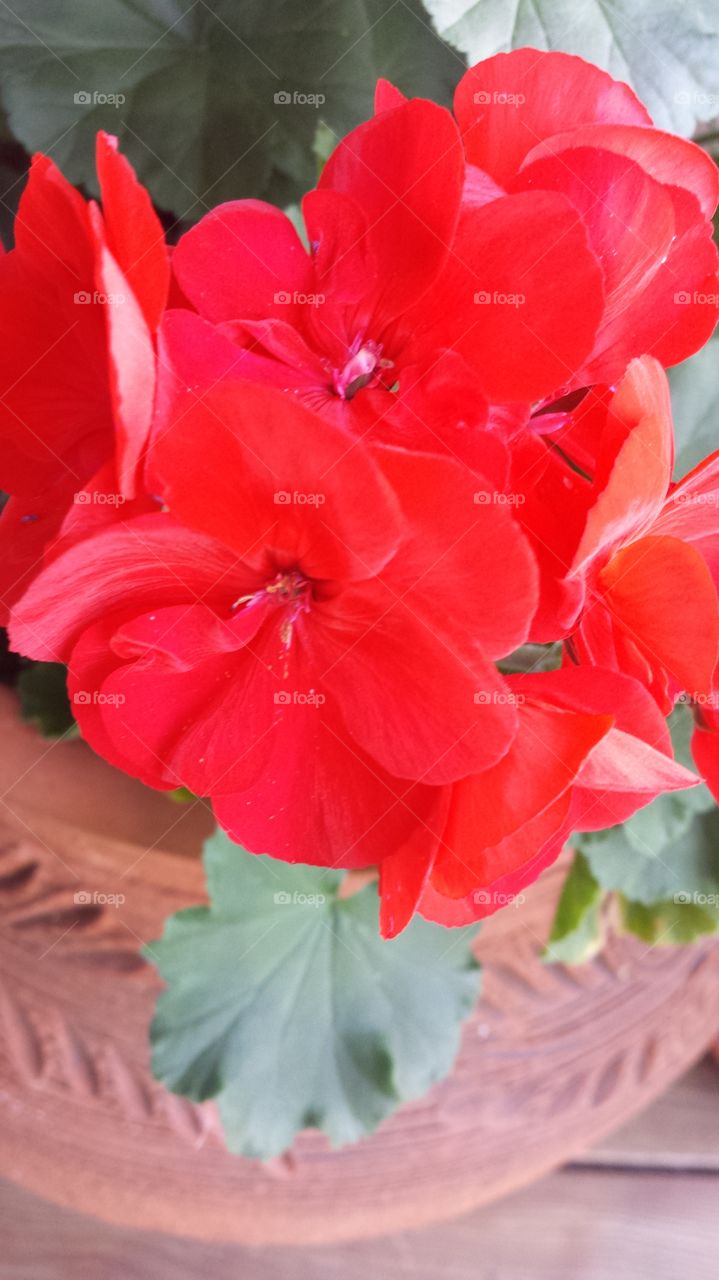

{"left": 274, "top": 89, "right": 325, "bottom": 108}
{"left": 674, "top": 90, "right": 719, "bottom": 109}
{"left": 273, "top": 689, "right": 326, "bottom": 707}
{"left": 73, "top": 691, "right": 126, "bottom": 706}
{"left": 273, "top": 290, "right": 325, "bottom": 307}
{"left": 273, "top": 489, "right": 325, "bottom": 506}
{"left": 673, "top": 890, "right": 719, "bottom": 906}
{"left": 273, "top": 890, "right": 326, "bottom": 906}
{"left": 473, "top": 89, "right": 526, "bottom": 106}
{"left": 474, "top": 690, "right": 526, "bottom": 706}
{"left": 472, "top": 889, "right": 526, "bottom": 907}
{"left": 676, "top": 690, "right": 719, "bottom": 707}
{"left": 74, "top": 290, "right": 125, "bottom": 306}
{"left": 74, "top": 889, "right": 126, "bottom": 908}
{"left": 474, "top": 490, "right": 526, "bottom": 506}
{"left": 74, "top": 90, "right": 125, "bottom": 108}
{"left": 474, "top": 290, "right": 525, "bottom": 307}
{"left": 74, "top": 490, "right": 126, "bottom": 506}
{"left": 675, "top": 290, "right": 719, "bottom": 306}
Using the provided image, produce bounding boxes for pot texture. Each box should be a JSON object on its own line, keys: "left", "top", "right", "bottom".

{"left": 1, "top": 688, "right": 718, "bottom": 1244}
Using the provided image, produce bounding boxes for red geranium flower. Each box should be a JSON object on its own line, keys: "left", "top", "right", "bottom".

{"left": 454, "top": 49, "right": 719, "bottom": 387}
{"left": 513, "top": 357, "right": 719, "bottom": 708}
{"left": 161, "top": 91, "right": 605, "bottom": 459}
{"left": 0, "top": 133, "right": 169, "bottom": 619}
{"left": 9, "top": 380, "right": 539, "bottom": 870}
{"left": 158, "top": 51, "right": 718, "bottom": 476}
{"left": 379, "top": 666, "right": 698, "bottom": 935}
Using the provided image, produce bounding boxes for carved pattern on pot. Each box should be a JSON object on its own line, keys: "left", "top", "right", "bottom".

{"left": 1, "top": 800, "right": 719, "bottom": 1243}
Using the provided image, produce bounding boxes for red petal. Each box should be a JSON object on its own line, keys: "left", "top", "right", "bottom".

{"left": 8, "top": 514, "right": 244, "bottom": 661}
{"left": 151, "top": 381, "right": 403, "bottom": 582}
{"left": 13, "top": 153, "right": 93, "bottom": 281}
{"left": 430, "top": 700, "right": 612, "bottom": 897}
{"left": 375, "top": 446, "right": 538, "bottom": 660}
{"left": 88, "top": 204, "right": 156, "bottom": 500}
{"left": 400, "top": 190, "right": 604, "bottom": 403}
{"left": 172, "top": 201, "right": 313, "bottom": 324}
{"left": 0, "top": 253, "right": 110, "bottom": 492}
{"left": 374, "top": 78, "right": 407, "bottom": 113}
{"left": 95, "top": 132, "right": 170, "bottom": 332}
{"left": 654, "top": 449, "right": 719, "bottom": 584}
{"left": 312, "top": 588, "right": 520, "bottom": 783}
{"left": 455, "top": 50, "right": 650, "bottom": 186}
{"left": 600, "top": 534, "right": 719, "bottom": 696}
{"left": 571, "top": 357, "right": 673, "bottom": 574}
{"left": 318, "top": 98, "right": 464, "bottom": 323}
{"left": 419, "top": 823, "right": 570, "bottom": 927}
{"left": 570, "top": 725, "right": 699, "bottom": 830}
{"left": 378, "top": 795, "right": 448, "bottom": 938}
{"left": 512, "top": 147, "right": 719, "bottom": 383}
{"left": 523, "top": 124, "right": 719, "bottom": 220}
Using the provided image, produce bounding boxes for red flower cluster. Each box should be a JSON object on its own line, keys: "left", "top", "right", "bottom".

{"left": 3, "top": 51, "right": 719, "bottom": 935}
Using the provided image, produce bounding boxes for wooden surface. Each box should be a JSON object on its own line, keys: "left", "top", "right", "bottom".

{"left": 1, "top": 1057, "right": 718, "bottom": 1279}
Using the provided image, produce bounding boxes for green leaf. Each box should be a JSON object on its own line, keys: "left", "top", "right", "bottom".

{"left": 167, "top": 786, "right": 196, "bottom": 805}
{"left": 426, "top": 0, "right": 719, "bottom": 134}
{"left": 580, "top": 801, "right": 719, "bottom": 909}
{"left": 17, "top": 661, "right": 77, "bottom": 738}
{"left": 574, "top": 704, "right": 715, "bottom": 904}
{"left": 147, "top": 830, "right": 480, "bottom": 1158}
{"left": 544, "top": 851, "right": 605, "bottom": 964}
{"left": 575, "top": 703, "right": 719, "bottom": 945}
{"left": 0, "top": 0, "right": 462, "bottom": 218}
{"left": 669, "top": 336, "right": 719, "bottom": 480}
{"left": 499, "top": 641, "right": 563, "bottom": 674}
{"left": 620, "top": 892, "right": 719, "bottom": 945}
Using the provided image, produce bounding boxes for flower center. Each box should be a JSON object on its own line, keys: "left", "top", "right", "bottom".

{"left": 232, "top": 569, "right": 311, "bottom": 650}
{"left": 264, "top": 568, "right": 310, "bottom": 605}
{"left": 333, "top": 339, "right": 392, "bottom": 401}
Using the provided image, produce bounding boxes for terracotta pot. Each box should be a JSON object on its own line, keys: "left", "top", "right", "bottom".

{"left": 1, "top": 685, "right": 718, "bottom": 1245}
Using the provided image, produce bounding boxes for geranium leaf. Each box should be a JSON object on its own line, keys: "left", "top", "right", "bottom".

{"left": 580, "top": 804, "right": 719, "bottom": 912}
{"left": 0, "top": 0, "right": 462, "bottom": 218}
{"left": 620, "top": 891, "right": 719, "bottom": 944}
{"left": 426, "top": 0, "right": 719, "bottom": 133}
{"left": 544, "top": 851, "right": 605, "bottom": 964}
{"left": 669, "top": 336, "right": 719, "bottom": 480}
{"left": 572, "top": 704, "right": 715, "bottom": 905}
{"left": 147, "top": 829, "right": 480, "bottom": 1158}
{"left": 17, "top": 661, "right": 77, "bottom": 738}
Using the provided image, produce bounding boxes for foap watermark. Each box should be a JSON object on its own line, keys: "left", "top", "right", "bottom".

{"left": 474, "top": 290, "right": 525, "bottom": 307}
{"left": 474, "top": 690, "right": 526, "bottom": 706}
{"left": 73, "top": 691, "right": 126, "bottom": 707}
{"left": 274, "top": 489, "right": 325, "bottom": 505}
{"left": 676, "top": 691, "right": 719, "bottom": 708}
{"left": 473, "top": 90, "right": 526, "bottom": 106}
{"left": 674, "top": 891, "right": 719, "bottom": 906}
{"left": 673, "top": 491, "right": 719, "bottom": 507}
{"left": 474, "top": 490, "right": 526, "bottom": 506}
{"left": 274, "top": 689, "right": 326, "bottom": 707}
{"left": 74, "top": 89, "right": 125, "bottom": 108}
{"left": 274, "top": 89, "right": 325, "bottom": 108}
{"left": 274, "top": 290, "right": 325, "bottom": 307}
{"left": 74, "top": 889, "right": 126, "bottom": 908}
{"left": 473, "top": 889, "right": 526, "bottom": 908}
{"left": 74, "top": 490, "right": 126, "bottom": 506}
{"left": 274, "top": 890, "right": 326, "bottom": 906}
{"left": 675, "top": 290, "right": 719, "bottom": 306}
{"left": 74, "top": 290, "right": 125, "bottom": 306}
{"left": 674, "top": 90, "right": 719, "bottom": 110}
